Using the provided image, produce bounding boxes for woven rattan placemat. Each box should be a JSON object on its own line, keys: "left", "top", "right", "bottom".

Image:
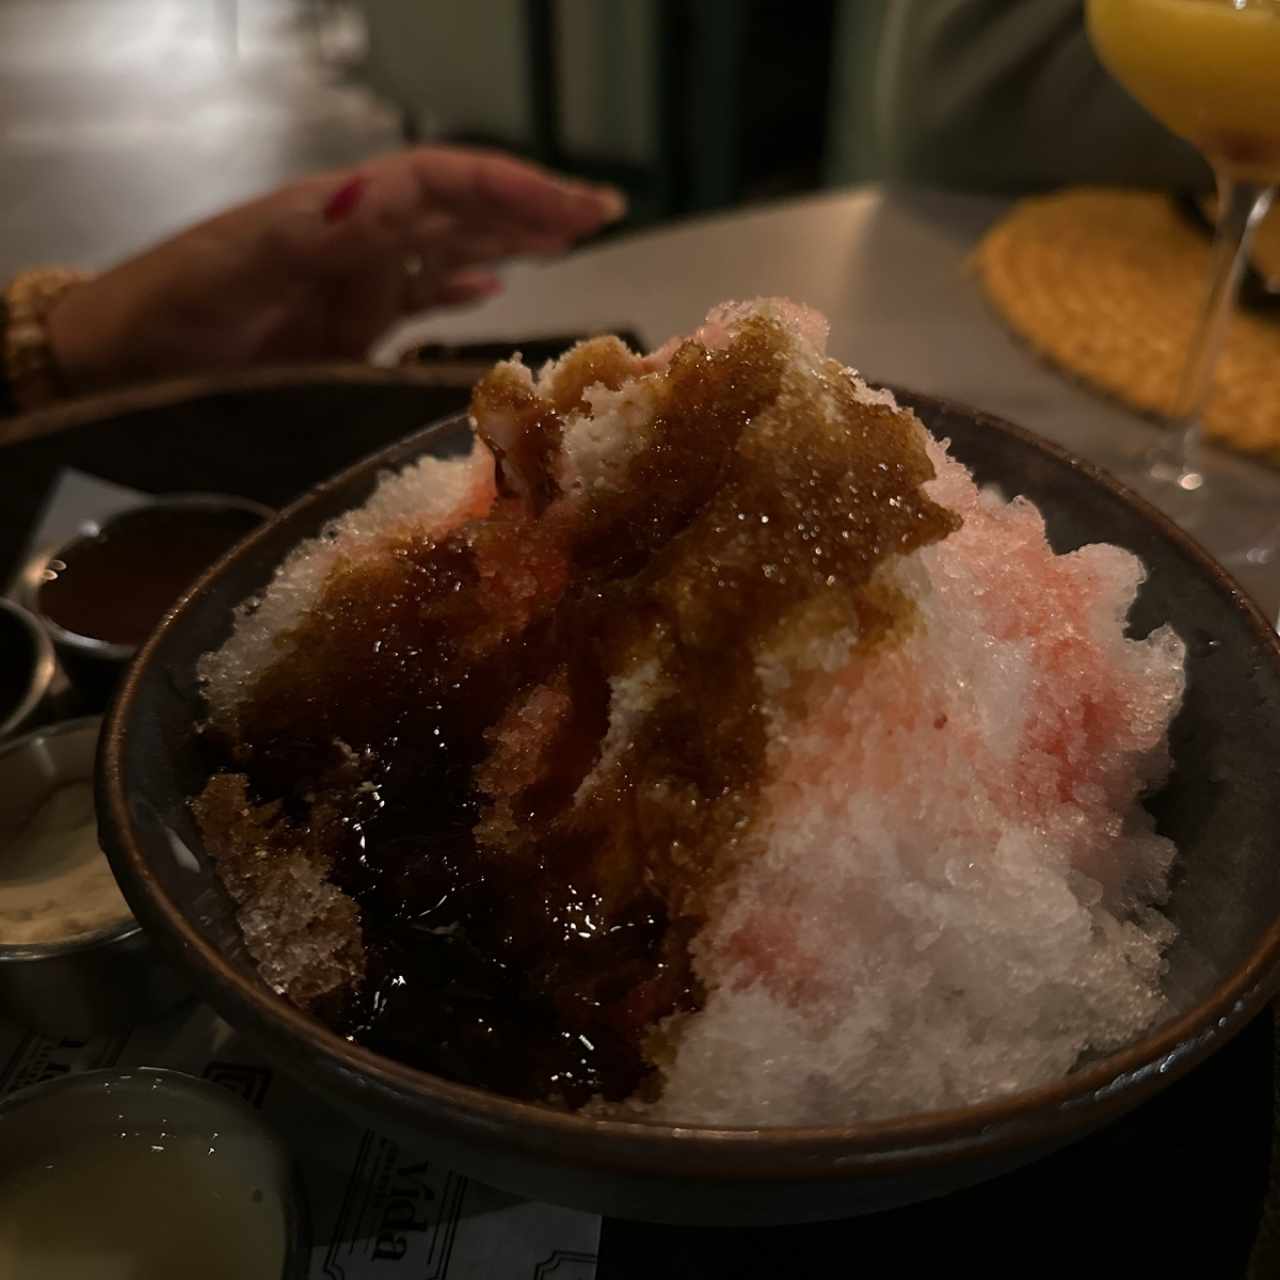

{"left": 976, "top": 188, "right": 1280, "bottom": 462}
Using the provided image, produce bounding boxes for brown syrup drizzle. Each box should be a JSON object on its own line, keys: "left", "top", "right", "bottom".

{"left": 196, "top": 317, "right": 958, "bottom": 1107}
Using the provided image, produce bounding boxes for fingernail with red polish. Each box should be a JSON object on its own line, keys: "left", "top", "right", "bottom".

{"left": 323, "top": 176, "right": 366, "bottom": 223}
{"left": 596, "top": 185, "right": 627, "bottom": 221}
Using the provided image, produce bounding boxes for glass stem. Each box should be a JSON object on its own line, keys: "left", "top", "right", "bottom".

{"left": 1150, "top": 173, "right": 1274, "bottom": 490}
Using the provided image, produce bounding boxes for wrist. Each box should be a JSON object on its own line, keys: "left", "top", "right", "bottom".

{"left": 3, "top": 268, "right": 95, "bottom": 411}
{"left": 44, "top": 276, "right": 118, "bottom": 398}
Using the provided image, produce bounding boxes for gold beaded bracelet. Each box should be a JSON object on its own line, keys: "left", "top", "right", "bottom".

{"left": 2, "top": 267, "right": 92, "bottom": 414}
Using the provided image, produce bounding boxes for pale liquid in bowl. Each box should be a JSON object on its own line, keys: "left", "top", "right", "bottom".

{"left": 0, "top": 1129, "right": 287, "bottom": 1280}
{"left": 1088, "top": 0, "right": 1280, "bottom": 180}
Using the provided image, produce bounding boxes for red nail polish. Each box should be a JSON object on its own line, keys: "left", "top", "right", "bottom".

{"left": 323, "top": 177, "right": 366, "bottom": 223}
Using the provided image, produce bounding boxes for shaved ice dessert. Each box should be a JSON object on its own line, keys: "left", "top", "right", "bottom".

{"left": 194, "top": 299, "right": 1185, "bottom": 1125}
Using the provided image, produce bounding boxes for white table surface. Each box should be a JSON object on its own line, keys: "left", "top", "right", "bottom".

{"left": 384, "top": 184, "right": 1280, "bottom": 620}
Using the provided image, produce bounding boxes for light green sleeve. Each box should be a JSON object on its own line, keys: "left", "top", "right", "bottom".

{"left": 827, "top": 0, "right": 1209, "bottom": 191}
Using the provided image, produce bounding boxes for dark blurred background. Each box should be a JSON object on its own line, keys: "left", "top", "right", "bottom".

{"left": 0, "top": 0, "right": 859, "bottom": 279}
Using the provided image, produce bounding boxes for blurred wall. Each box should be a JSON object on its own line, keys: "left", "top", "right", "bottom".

{"left": 356, "top": 0, "right": 836, "bottom": 219}
{"left": 358, "top": 0, "right": 657, "bottom": 168}
{"left": 360, "top": 0, "right": 533, "bottom": 141}
{"left": 556, "top": 0, "right": 656, "bottom": 168}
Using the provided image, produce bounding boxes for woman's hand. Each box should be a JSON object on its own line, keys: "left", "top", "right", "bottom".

{"left": 46, "top": 146, "right": 625, "bottom": 393}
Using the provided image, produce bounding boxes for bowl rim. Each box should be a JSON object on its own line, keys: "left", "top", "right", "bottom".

{"left": 0, "top": 1063, "right": 269, "bottom": 1124}
{"left": 1, "top": 362, "right": 465, "bottom": 449}
{"left": 98, "top": 391, "right": 1280, "bottom": 1179}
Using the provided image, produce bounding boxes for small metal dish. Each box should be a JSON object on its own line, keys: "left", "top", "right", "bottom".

{"left": 0, "top": 717, "right": 189, "bottom": 1038}
{"left": 0, "top": 598, "right": 56, "bottom": 740}
{"left": 17, "top": 493, "right": 271, "bottom": 700}
{"left": 0, "top": 1067, "right": 310, "bottom": 1278}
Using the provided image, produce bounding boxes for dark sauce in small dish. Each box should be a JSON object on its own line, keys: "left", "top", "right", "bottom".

{"left": 39, "top": 502, "right": 267, "bottom": 651}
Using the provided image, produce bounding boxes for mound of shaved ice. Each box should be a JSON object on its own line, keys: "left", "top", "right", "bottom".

{"left": 201, "top": 449, "right": 498, "bottom": 729}
{"left": 194, "top": 299, "right": 1184, "bottom": 1125}
{"left": 645, "top": 443, "right": 1182, "bottom": 1125}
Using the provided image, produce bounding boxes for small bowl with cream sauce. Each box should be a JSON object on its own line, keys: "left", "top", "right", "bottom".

{"left": 0, "top": 1068, "right": 309, "bottom": 1280}
{"left": 0, "top": 717, "right": 189, "bottom": 1037}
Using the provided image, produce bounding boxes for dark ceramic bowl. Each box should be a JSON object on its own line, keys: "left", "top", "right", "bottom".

{"left": 98, "top": 395, "right": 1280, "bottom": 1226}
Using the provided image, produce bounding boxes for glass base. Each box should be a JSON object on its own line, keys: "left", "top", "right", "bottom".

{"left": 1100, "top": 443, "right": 1280, "bottom": 596}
